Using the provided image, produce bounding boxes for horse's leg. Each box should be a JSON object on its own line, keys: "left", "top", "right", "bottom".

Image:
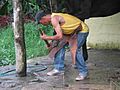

{"left": 79, "top": 19, "right": 88, "bottom": 62}
{"left": 82, "top": 40, "right": 88, "bottom": 61}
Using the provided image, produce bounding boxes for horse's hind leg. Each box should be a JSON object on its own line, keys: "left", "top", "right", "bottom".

{"left": 82, "top": 40, "right": 88, "bottom": 61}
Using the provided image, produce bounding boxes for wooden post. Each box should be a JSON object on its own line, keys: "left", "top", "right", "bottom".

{"left": 12, "top": 0, "right": 27, "bottom": 77}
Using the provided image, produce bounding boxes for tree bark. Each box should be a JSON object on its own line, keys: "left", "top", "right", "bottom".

{"left": 12, "top": 0, "right": 26, "bottom": 77}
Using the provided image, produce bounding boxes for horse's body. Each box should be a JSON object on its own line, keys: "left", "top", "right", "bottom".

{"left": 36, "top": 0, "right": 120, "bottom": 61}
{"left": 57, "top": 0, "right": 120, "bottom": 19}
{"left": 61, "top": 0, "right": 120, "bottom": 61}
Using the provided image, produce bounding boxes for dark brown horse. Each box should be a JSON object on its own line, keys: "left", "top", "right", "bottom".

{"left": 36, "top": 0, "right": 120, "bottom": 61}
{"left": 62, "top": 0, "right": 120, "bottom": 61}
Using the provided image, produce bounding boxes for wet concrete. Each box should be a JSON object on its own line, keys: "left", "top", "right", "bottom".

{"left": 0, "top": 49, "right": 120, "bottom": 90}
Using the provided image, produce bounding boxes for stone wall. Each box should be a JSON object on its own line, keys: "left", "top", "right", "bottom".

{"left": 86, "top": 13, "right": 120, "bottom": 49}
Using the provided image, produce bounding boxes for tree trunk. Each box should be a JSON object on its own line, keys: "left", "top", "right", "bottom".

{"left": 12, "top": 0, "right": 26, "bottom": 77}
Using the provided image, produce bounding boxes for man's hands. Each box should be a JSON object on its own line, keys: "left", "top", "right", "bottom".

{"left": 38, "top": 28, "right": 50, "bottom": 47}
{"left": 40, "top": 31, "right": 47, "bottom": 40}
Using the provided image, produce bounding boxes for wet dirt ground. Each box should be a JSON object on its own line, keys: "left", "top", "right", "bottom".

{"left": 0, "top": 49, "right": 120, "bottom": 90}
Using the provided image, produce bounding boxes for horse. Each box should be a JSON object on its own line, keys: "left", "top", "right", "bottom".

{"left": 62, "top": 0, "right": 120, "bottom": 62}
{"left": 36, "top": 0, "right": 120, "bottom": 62}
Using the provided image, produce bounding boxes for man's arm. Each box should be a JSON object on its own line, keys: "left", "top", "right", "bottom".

{"left": 40, "top": 16, "right": 63, "bottom": 40}
{"left": 39, "top": 28, "right": 50, "bottom": 47}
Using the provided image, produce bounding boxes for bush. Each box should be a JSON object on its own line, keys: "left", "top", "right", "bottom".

{"left": 0, "top": 22, "right": 53, "bottom": 66}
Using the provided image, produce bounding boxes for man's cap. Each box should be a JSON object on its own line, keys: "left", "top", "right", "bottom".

{"left": 35, "top": 10, "right": 46, "bottom": 24}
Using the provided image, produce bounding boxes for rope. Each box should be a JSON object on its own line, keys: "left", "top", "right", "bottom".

{"left": 0, "top": 64, "right": 47, "bottom": 77}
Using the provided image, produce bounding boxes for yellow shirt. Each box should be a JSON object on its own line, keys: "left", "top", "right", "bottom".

{"left": 52, "top": 13, "right": 89, "bottom": 34}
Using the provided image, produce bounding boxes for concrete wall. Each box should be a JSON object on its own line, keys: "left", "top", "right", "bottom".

{"left": 85, "top": 13, "right": 120, "bottom": 49}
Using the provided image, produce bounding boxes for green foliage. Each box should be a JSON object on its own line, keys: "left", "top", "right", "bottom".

{"left": 23, "top": 0, "right": 40, "bottom": 16}
{"left": 0, "top": 26, "right": 15, "bottom": 66}
{"left": 24, "top": 22, "right": 52, "bottom": 59}
{"left": 0, "top": 0, "right": 40, "bottom": 16}
{"left": 0, "top": 0, "right": 9, "bottom": 15}
{"left": 0, "top": 22, "right": 53, "bottom": 66}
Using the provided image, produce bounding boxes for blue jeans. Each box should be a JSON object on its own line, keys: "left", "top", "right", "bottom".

{"left": 54, "top": 32, "right": 89, "bottom": 77}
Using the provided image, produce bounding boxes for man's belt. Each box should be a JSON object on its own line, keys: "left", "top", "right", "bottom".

{"left": 63, "top": 24, "right": 82, "bottom": 36}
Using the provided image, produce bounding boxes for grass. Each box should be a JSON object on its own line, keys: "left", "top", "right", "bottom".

{"left": 0, "top": 26, "right": 15, "bottom": 66}
{"left": 0, "top": 22, "right": 53, "bottom": 66}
